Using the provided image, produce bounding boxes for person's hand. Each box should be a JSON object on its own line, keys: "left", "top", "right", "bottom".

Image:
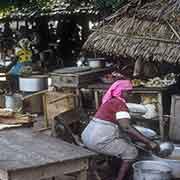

{"left": 147, "top": 141, "right": 160, "bottom": 153}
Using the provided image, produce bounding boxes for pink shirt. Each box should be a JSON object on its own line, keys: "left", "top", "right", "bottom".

{"left": 95, "top": 98, "right": 130, "bottom": 124}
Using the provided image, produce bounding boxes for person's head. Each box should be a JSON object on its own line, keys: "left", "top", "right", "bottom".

{"left": 102, "top": 80, "right": 133, "bottom": 104}
{"left": 114, "top": 80, "right": 133, "bottom": 99}
{"left": 18, "top": 38, "right": 31, "bottom": 49}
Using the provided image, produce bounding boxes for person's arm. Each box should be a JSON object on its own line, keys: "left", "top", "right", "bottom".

{"left": 117, "top": 118, "right": 158, "bottom": 150}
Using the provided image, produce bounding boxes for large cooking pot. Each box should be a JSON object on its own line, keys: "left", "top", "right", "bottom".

{"left": 133, "top": 161, "right": 172, "bottom": 180}
{"left": 152, "top": 145, "right": 180, "bottom": 178}
{"left": 87, "top": 58, "right": 105, "bottom": 68}
{"left": 19, "top": 75, "right": 48, "bottom": 92}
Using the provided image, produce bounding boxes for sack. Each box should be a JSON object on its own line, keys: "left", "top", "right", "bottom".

{"left": 142, "top": 104, "right": 157, "bottom": 119}
{"left": 126, "top": 103, "right": 147, "bottom": 114}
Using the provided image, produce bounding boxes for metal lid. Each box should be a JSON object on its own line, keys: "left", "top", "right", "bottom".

{"left": 52, "top": 66, "right": 91, "bottom": 74}
{"left": 20, "top": 75, "right": 48, "bottom": 78}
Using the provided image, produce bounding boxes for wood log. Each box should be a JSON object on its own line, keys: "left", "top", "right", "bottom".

{"left": 0, "top": 108, "right": 14, "bottom": 117}
{"left": 0, "top": 115, "right": 32, "bottom": 125}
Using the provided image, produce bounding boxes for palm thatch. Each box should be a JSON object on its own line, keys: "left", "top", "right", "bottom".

{"left": 83, "top": 0, "right": 180, "bottom": 64}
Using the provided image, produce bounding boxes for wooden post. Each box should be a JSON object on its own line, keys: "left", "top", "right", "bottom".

{"left": 77, "top": 159, "right": 88, "bottom": 180}
{"left": 94, "top": 90, "right": 99, "bottom": 110}
{"left": 77, "top": 170, "right": 88, "bottom": 180}
{"left": 42, "top": 93, "right": 49, "bottom": 128}
{"left": 157, "top": 93, "right": 164, "bottom": 140}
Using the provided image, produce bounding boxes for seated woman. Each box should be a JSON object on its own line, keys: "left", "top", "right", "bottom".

{"left": 81, "top": 80, "right": 159, "bottom": 180}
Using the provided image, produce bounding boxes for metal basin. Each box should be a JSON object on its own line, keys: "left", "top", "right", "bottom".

{"left": 5, "top": 94, "right": 22, "bottom": 112}
{"left": 152, "top": 145, "right": 180, "bottom": 178}
{"left": 133, "top": 160, "right": 172, "bottom": 180}
{"left": 157, "top": 142, "right": 175, "bottom": 158}
{"left": 19, "top": 75, "right": 48, "bottom": 92}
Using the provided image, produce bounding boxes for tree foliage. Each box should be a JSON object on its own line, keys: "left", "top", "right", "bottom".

{"left": 0, "top": 0, "right": 96, "bottom": 19}
{"left": 95, "top": 0, "right": 127, "bottom": 11}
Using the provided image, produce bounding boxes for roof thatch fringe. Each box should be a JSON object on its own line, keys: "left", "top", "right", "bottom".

{"left": 83, "top": 0, "right": 180, "bottom": 64}
{"left": 137, "top": 0, "right": 180, "bottom": 22}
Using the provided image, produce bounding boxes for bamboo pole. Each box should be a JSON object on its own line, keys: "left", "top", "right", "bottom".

{"left": 165, "top": 20, "right": 180, "bottom": 42}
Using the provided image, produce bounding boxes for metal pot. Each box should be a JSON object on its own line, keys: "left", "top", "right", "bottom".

{"left": 152, "top": 145, "right": 180, "bottom": 178}
{"left": 5, "top": 94, "right": 22, "bottom": 112}
{"left": 87, "top": 58, "right": 105, "bottom": 68}
{"left": 158, "top": 142, "right": 175, "bottom": 157}
{"left": 19, "top": 75, "right": 48, "bottom": 92}
{"left": 133, "top": 161, "right": 172, "bottom": 180}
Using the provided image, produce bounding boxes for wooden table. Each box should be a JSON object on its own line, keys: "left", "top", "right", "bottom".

{"left": 0, "top": 128, "right": 95, "bottom": 180}
{"left": 86, "top": 83, "right": 167, "bottom": 140}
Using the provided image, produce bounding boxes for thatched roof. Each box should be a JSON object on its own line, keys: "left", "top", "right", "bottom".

{"left": 83, "top": 0, "right": 180, "bottom": 64}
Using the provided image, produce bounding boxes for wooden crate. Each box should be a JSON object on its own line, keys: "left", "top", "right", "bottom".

{"left": 44, "top": 91, "right": 75, "bottom": 124}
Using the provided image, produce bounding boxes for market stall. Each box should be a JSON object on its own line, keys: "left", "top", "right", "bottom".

{"left": 0, "top": 0, "right": 99, "bottom": 131}
{"left": 85, "top": 82, "right": 167, "bottom": 139}
{"left": 81, "top": 0, "right": 180, "bottom": 141}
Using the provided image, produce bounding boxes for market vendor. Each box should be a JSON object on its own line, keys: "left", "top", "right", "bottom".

{"left": 9, "top": 38, "right": 32, "bottom": 76}
{"left": 8, "top": 38, "right": 32, "bottom": 91}
{"left": 81, "top": 80, "right": 159, "bottom": 180}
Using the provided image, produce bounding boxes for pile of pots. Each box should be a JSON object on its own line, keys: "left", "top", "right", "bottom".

{"left": 2, "top": 74, "right": 49, "bottom": 113}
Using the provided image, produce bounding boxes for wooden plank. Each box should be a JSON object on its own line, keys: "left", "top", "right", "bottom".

{"left": 0, "top": 128, "right": 94, "bottom": 171}
{"left": 87, "top": 82, "right": 167, "bottom": 91}
{"left": 0, "top": 115, "right": 32, "bottom": 125}
{"left": 9, "top": 159, "right": 88, "bottom": 180}
{"left": 169, "top": 95, "right": 180, "bottom": 141}
{"left": 45, "top": 91, "right": 74, "bottom": 104}
{"left": 21, "top": 90, "right": 49, "bottom": 100}
{"left": 77, "top": 170, "right": 88, "bottom": 180}
{"left": 45, "top": 92, "right": 75, "bottom": 124}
